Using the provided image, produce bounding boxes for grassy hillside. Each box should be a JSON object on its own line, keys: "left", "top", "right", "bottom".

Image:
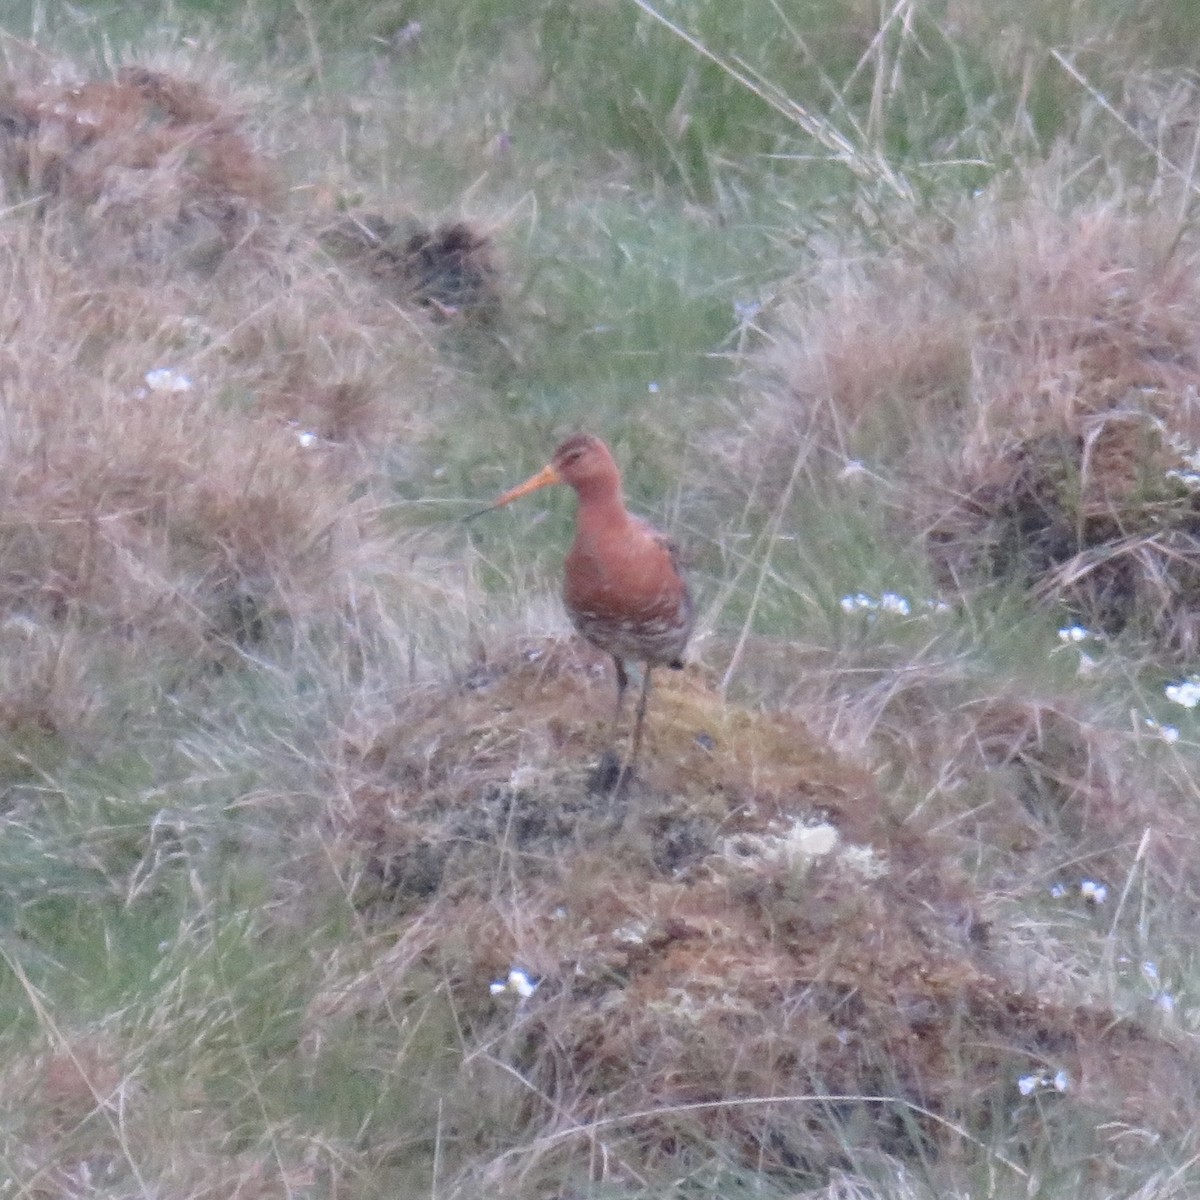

{"left": 1, "top": 1, "right": 1199, "bottom": 1197}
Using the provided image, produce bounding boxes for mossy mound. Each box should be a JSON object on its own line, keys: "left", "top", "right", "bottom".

{"left": 325, "top": 637, "right": 1198, "bottom": 1181}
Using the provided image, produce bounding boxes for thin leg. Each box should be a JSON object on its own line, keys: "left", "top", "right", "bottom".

{"left": 613, "top": 667, "right": 653, "bottom": 795}
{"left": 612, "top": 656, "right": 629, "bottom": 716}
{"left": 607, "top": 656, "right": 629, "bottom": 744}
{"left": 629, "top": 667, "right": 653, "bottom": 770}
{"left": 589, "top": 657, "right": 629, "bottom": 795}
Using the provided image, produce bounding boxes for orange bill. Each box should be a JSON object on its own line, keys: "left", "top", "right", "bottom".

{"left": 464, "top": 462, "right": 562, "bottom": 521}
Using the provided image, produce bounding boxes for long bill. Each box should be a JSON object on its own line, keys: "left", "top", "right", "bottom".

{"left": 463, "top": 461, "right": 562, "bottom": 522}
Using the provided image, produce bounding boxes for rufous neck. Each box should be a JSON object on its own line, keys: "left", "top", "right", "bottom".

{"left": 571, "top": 470, "right": 623, "bottom": 507}
{"left": 572, "top": 477, "right": 629, "bottom": 529}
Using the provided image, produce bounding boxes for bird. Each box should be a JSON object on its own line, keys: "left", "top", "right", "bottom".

{"left": 471, "top": 433, "right": 694, "bottom": 788}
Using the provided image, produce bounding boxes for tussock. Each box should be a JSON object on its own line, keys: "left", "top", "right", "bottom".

{"left": 0, "top": 65, "right": 279, "bottom": 270}
{"left": 845, "top": 676, "right": 1148, "bottom": 866}
{"left": 744, "top": 201, "right": 1200, "bottom": 653}
{"left": 0, "top": 61, "right": 462, "bottom": 748}
{"left": 324, "top": 213, "right": 501, "bottom": 319}
{"left": 320, "top": 636, "right": 1198, "bottom": 1183}
{"left": 0, "top": 231, "right": 379, "bottom": 659}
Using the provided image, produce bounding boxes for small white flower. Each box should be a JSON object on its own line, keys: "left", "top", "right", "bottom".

{"left": 144, "top": 367, "right": 193, "bottom": 394}
{"left": 923, "top": 598, "right": 951, "bottom": 614}
{"left": 837, "top": 458, "right": 868, "bottom": 481}
{"left": 1165, "top": 677, "right": 1200, "bottom": 708}
{"left": 647, "top": 382, "right": 660, "bottom": 393}
{"left": 490, "top": 967, "right": 538, "bottom": 999}
{"left": 285, "top": 420, "right": 320, "bottom": 448}
{"left": 1080, "top": 879, "right": 1108, "bottom": 905}
{"left": 1019, "top": 1069, "right": 1069, "bottom": 1096}
{"left": 1167, "top": 466, "right": 1200, "bottom": 489}
{"left": 1155, "top": 991, "right": 1177, "bottom": 1014}
{"left": 1143, "top": 717, "right": 1180, "bottom": 744}
{"left": 838, "top": 592, "right": 913, "bottom": 617}
{"left": 1049, "top": 882, "right": 1067, "bottom": 899}
{"left": 508, "top": 969, "right": 537, "bottom": 999}
{"left": 1057, "top": 625, "right": 1089, "bottom": 643}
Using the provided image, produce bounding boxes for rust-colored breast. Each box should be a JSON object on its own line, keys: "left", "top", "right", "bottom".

{"left": 563, "top": 513, "right": 693, "bottom": 666}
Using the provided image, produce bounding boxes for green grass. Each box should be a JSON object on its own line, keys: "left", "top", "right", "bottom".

{"left": 2, "top": 0, "right": 1200, "bottom": 1196}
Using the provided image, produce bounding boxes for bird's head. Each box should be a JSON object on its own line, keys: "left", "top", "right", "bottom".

{"left": 467, "top": 434, "right": 621, "bottom": 518}
{"left": 547, "top": 434, "right": 620, "bottom": 493}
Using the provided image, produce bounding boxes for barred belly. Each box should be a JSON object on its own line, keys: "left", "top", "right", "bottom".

{"left": 568, "top": 600, "right": 691, "bottom": 667}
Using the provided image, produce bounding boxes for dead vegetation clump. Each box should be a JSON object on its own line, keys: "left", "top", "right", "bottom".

{"left": 0, "top": 62, "right": 462, "bottom": 724}
{"left": 0, "top": 56, "right": 505, "bottom": 328}
{"left": 0, "top": 235, "right": 382, "bottom": 664}
{"left": 322, "top": 212, "right": 501, "bottom": 320}
{"left": 317, "top": 637, "right": 1199, "bottom": 1184}
{"left": 742, "top": 202, "right": 1200, "bottom": 653}
{"left": 0, "top": 64, "right": 280, "bottom": 271}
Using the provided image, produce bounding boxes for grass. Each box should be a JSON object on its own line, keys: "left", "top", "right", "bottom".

{"left": 1, "top": 0, "right": 1200, "bottom": 1196}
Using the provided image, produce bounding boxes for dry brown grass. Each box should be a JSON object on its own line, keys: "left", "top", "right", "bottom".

{"left": 725, "top": 624, "right": 1200, "bottom": 982}
{"left": 0, "top": 60, "right": 470, "bottom": 726}
{"left": 0, "top": 56, "right": 509, "bottom": 742}
{"left": 314, "top": 636, "right": 1198, "bottom": 1188}
{"left": 737, "top": 198, "right": 1200, "bottom": 653}
{"left": 5, "top": 26, "right": 1200, "bottom": 1200}
{"left": 0, "top": 64, "right": 279, "bottom": 271}
{"left": 0, "top": 1027, "right": 326, "bottom": 1200}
